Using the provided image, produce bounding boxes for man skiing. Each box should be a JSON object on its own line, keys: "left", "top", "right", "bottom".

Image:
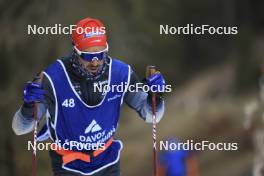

{"left": 12, "top": 17, "right": 165, "bottom": 176}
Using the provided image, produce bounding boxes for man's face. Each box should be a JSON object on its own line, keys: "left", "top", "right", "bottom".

{"left": 78, "top": 46, "right": 106, "bottom": 74}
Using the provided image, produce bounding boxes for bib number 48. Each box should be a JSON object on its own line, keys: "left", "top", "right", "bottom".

{"left": 62, "top": 98, "right": 75, "bottom": 108}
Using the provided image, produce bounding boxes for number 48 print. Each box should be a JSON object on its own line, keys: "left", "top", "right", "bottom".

{"left": 62, "top": 98, "right": 75, "bottom": 108}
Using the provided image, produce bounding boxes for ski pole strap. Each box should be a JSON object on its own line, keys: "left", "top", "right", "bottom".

{"left": 52, "top": 138, "right": 113, "bottom": 164}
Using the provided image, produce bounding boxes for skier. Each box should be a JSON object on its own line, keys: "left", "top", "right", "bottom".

{"left": 157, "top": 138, "right": 199, "bottom": 176}
{"left": 243, "top": 65, "right": 264, "bottom": 176}
{"left": 12, "top": 17, "right": 166, "bottom": 176}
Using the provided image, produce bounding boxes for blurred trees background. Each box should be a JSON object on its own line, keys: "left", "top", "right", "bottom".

{"left": 1, "top": 0, "right": 264, "bottom": 175}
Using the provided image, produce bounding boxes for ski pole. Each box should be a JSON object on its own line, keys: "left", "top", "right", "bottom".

{"left": 32, "top": 102, "right": 38, "bottom": 176}
{"left": 146, "top": 66, "right": 158, "bottom": 176}
{"left": 32, "top": 72, "right": 44, "bottom": 176}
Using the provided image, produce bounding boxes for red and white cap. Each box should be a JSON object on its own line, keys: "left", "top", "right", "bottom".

{"left": 72, "top": 17, "right": 107, "bottom": 51}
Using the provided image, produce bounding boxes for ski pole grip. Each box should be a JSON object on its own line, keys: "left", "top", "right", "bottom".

{"left": 146, "top": 65, "right": 157, "bottom": 78}
{"left": 146, "top": 66, "right": 158, "bottom": 96}
{"left": 35, "top": 72, "right": 44, "bottom": 84}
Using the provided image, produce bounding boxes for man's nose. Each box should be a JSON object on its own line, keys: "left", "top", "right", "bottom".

{"left": 91, "top": 58, "right": 99, "bottom": 66}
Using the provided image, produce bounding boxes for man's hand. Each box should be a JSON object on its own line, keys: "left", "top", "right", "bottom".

{"left": 23, "top": 82, "right": 45, "bottom": 104}
{"left": 146, "top": 73, "right": 166, "bottom": 93}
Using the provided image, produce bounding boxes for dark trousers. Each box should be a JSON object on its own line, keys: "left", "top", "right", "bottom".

{"left": 50, "top": 150, "right": 120, "bottom": 176}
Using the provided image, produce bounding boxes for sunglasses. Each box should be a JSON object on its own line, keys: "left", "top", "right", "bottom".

{"left": 74, "top": 44, "right": 108, "bottom": 62}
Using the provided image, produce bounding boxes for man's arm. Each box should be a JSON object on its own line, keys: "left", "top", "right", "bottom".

{"left": 124, "top": 69, "right": 165, "bottom": 123}
{"left": 12, "top": 74, "right": 51, "bottom": 135}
